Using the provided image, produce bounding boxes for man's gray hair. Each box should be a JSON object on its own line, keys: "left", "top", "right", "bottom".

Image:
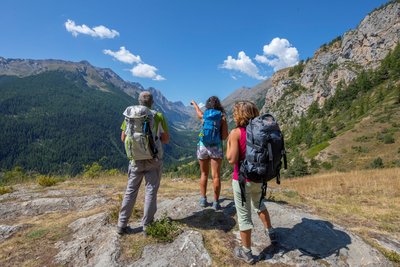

{"left": 139, "top": 91, "right": 153, "bottom": 107}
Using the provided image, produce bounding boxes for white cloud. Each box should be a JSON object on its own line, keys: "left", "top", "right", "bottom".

{"left": 255, "top": 37, "right": 299, "bottom": 71}
{"left": 220, "top": 51, "right": 266, "bottom": 80}
{"left": 130, "top": 63, "right": 165, "bottom": 81}
{"left": 103, "top": 47, "right": 142, "bottom": 64}
{"left": 65, "top": 19, "right": 119, "bottom": 39}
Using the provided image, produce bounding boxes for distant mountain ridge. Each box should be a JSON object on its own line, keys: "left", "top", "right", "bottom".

{"left": 0, "top": 58, "right": 197, "bottom": 174}
{"left": 0, "top": 57, "right": 196, "bottom": 128}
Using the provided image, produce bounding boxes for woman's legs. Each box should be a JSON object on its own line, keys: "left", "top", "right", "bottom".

{"left": 240, "top": 229, "right": 252, "bottom": 248}
{"left": 210, "top": 158, "right": 222, "bottom": 201}
{"left": 258, "top": 209, "right": 272, "bottom": 229}
{"left": 199, "top": 159, "right": 210, "bottom": 198}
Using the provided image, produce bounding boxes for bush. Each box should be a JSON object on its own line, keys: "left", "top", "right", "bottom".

{"left": 2, "top": 166, "right": 28, "bottom": 185}
{"left": 321, "top": 162, "right": 333, "bottom": 170}
{"left": 0, "top": 186, "right": 14, "bottom": 195}
{"left": 351, "top": 146, "right": 369, "bottom": 153}
{"left": 285, "top": 155, "right": 309, "bottom": 178}
{"left": 83, "top": 162, "right": 102, "bottom": 178}
{"left": 377, "top": 132, "right": 395, "bottom": 144}
{"left": 383, "top": 134, "right": 395, "bottom": 144}
{"left": 36, "top": 175, "right": 59, "bottom": 187}
{"left": 145, "top": 215, "right": 182, "bottom": 242}
{"left": 369, "top": 157, "right": 384, "bottom": 169}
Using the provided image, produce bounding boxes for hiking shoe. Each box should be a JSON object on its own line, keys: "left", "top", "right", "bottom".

{"left": 212, "top": 201, "right": 221, "bottom": 210}
{"left": 142, "top": 226, "right": 148, "bottom": 237}
{"left": 234, "top": 246, "right": 255, "bottom": 265}
{"left": 199, "top": 196, "right": 207, "bottom": 207}
{"left": 116, "top": 226, "right": 132, "bottom": 235}
{"left": 266, "top": 229, "right": 278, "bottom": 245}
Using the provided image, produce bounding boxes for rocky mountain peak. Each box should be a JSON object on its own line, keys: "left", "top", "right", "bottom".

{"left": 258, "top": 1, "right": 400, "bottom": 123}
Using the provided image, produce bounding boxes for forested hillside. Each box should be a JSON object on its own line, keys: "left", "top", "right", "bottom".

{"left": 284, "top": 43, "right": 400, "bottom": 176}
{"left": 0, "top": 70, "right": 196, "bottom": 176}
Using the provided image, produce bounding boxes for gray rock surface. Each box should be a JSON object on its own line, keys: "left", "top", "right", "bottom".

{"left": 0, "top": 185, "right": 394, "bottom": 266}
{"left": 0, "top": 191, "right": 107, "bottom": 220}
{"left": 239, "top": 201, "right": 393, "bottom": 267}
{"left": 130, "top": 230, "right": 212, "bottom": 267}
{"left": 55, "top": 212, "right": 121, "bottom": 267}
{"left": 0, "top": 224, "right": 25, "bottom": 242}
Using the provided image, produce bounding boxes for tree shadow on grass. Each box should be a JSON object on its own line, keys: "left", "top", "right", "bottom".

{"left": 260, "top": 218, "right": 351, "bottom": 261}
{"left": 176, "top": 198, "right": 237, "bottom": 233}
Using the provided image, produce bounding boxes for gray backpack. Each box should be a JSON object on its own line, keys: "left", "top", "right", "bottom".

{"left": 239, "top": 113, "right": 287, "bottom": 206}
{"left": 123, "top": 105, "right": 158, "bottom": 160}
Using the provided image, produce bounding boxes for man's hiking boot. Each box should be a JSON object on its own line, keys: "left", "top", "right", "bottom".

{"left": 212, "top": 200, "right": 221, "bottom": 210}
{"left": 266, "top": 228, "right": 278, "bottom": 245}
{"left": 234, "top": 246, "right": 255, "bottom": 265}
{"left": 199, "top": 196, "right": 207, "bottom": 207}
{"left": 116, "top": 226, "right": 132, "bottom": 235}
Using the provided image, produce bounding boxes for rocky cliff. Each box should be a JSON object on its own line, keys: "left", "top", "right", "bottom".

{"left": 259, "top": 1, "right": 400, "bottom": 124}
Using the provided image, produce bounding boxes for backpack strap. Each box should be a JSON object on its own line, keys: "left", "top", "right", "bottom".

{"left": 238, "top": 175, "right": 247, "bottom": 206}
{"left": 144, "top": 118, "right": 158, "bottom": 158}
{"left": 259, "top": 180, "right": 267, "bottom": 210}
{"left": 282, "top": 135, "right": 288, "bottom": 170}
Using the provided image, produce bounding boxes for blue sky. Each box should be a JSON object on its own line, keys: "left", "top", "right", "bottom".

{"left": 0, "top": 0, "right": 389, "bottom": 105}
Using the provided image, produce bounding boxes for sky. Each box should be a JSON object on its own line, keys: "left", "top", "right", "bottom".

{"left": 0, "top": 0, "right": 389, "bottom": 105}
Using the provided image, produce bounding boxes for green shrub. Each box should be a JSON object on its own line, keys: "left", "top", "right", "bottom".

{"left": 369, "top": 157, "right": 384, "bottom": 169}
{"left": 383, "top": 134, "right": 395, "bottom": 144}
{"left": 354, "top": 135, "right": 371, "bottom": 142}
{"left": 321, "top": 162, "right": 333, "bottom": 170}
{"left": 351, "top": 146, "right": 369, "bottom": 153}
{"left": 377, "top": 132, "right": 395, "bottom": 144}
{"left": 2, "top": 166, "right": 28, "bottom": 185}
{"left": 288, "top": 61, "right": 305, "bottom": 77}
{"left": 285, "top": 155, "right": 309, "bottom": 178}
{"left": 0, "top": 186, "right": 14, "bottom": 195}
{"left": 145, "top": 215, "right": 181, "bottom": 242}
{"left": 36, "top": 175, "right": 59, "bottom": 187}
{"left": 83, "top": 162, "right": 102, "bottom": 178}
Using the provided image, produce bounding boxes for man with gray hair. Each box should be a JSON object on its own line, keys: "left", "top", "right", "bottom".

{"left": 117, "top": 91, "right": 169, "bottom": 235}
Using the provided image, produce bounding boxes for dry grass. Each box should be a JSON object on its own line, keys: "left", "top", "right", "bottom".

{"left": 272, "top": 167, "right": 400, "bottom": 261}
{"left": 0, "top": 207, "right": 105, "bottom": 267}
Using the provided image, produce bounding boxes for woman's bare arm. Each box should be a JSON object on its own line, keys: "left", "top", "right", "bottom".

{"left": 226, "top": 128, "right": 240, "bottom": 165}
{"left": 191, "top": 100, "right": 203, "bottom": 120}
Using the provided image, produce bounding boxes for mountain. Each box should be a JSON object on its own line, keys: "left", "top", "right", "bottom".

{"left": 259, "top": 1, "right": 400, "bottom": 122}
{"left": 222, "top": 80, "right": 272, "bottom": 110}
{"left": 222, "top": 1, "right": 400, "bottom": 174}
{"left": 0, "top": 59, "right": 197, "bottom": 175}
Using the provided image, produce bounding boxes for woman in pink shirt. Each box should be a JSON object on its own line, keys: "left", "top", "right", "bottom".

{"left": 226, "top": 101, "right": 277, "bottom": 265}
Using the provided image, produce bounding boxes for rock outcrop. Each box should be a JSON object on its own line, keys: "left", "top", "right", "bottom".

{"left": 258, "top": 2, "right": 400, "bottom": 124}
{"left": 0, "top": 185, "right": 395, "bottom": 266}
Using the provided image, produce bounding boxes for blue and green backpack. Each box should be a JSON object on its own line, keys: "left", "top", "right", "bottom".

{"left": 199, "top": 109, "right": 222, "bottom": 146}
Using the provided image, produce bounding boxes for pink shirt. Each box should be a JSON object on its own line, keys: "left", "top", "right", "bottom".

{"left": 233, "top": 127, "right": 249, "bottom": 181}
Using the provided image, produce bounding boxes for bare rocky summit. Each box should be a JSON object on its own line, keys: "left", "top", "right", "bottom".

{"left": 0, "top": 182, "right": 393, "bottom": 266}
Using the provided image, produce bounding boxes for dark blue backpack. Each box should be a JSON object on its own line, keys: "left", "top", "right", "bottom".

{"left": 199, "top": 109, "right": 222, "bottom": 146}
{"left": 238, "top": 113, "right": 287, "bottom": 206}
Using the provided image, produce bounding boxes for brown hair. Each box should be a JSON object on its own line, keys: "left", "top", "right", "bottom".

{"left": 205, "top": 96, "right": 225, "bottom": 113}
{"left": 232, "top": 101, "right": 259, "bottom": 127}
